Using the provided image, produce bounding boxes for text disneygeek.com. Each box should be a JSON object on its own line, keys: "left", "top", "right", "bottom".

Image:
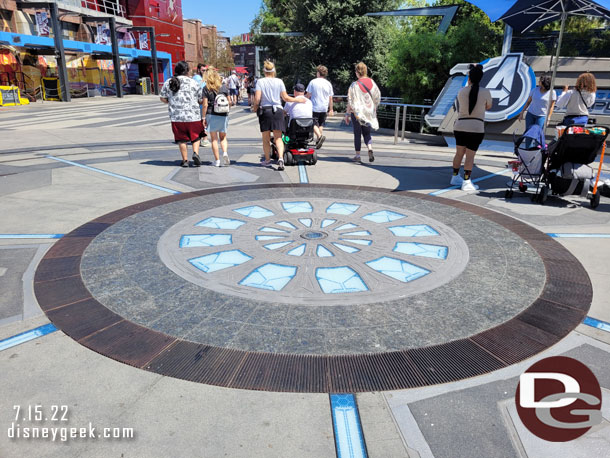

{"left": 7, "top": 405, "right": 135, "bottom": 442}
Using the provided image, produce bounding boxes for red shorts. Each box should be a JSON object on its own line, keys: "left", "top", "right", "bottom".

{"left": 171, "top": 121, "right": 205, "bottom": 143}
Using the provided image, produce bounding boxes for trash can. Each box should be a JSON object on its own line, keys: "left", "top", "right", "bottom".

{"left": 138, "top": 77, "right": 152, "bottom": 95}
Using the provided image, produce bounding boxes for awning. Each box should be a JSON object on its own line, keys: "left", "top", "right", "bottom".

{"left": 234, "top": 66, "right": 248, "bottom": 74}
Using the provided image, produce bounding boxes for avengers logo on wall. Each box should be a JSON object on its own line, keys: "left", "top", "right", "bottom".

{"left": 478, "top": 53, "right": 536, "bottom": 122}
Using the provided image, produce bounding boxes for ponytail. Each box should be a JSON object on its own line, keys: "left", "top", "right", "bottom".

{"left": 468, "top": 64, "right": 484, "bottom": 115}
{"left": 169, "top": 61, "right": 189, "bottom": 93}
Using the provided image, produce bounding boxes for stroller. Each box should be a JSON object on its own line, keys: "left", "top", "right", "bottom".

{"left": 271, "top": 118, "right": 318, "bottom": 166}
{"left": 541, "top": 125, "right": 608, "bottom": 209}
{"left": 506, "top": 124, "right": 547, "bottom": 202}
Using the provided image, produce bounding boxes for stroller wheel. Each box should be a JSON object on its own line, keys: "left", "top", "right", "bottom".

{"left": 590, "top": 192, "right": 600, "bottom": 209}
{"left": 284, "top": 151, "right": 293, "bottom": 166}
{"left": 539, "top": 185, "right": 549, "bottom": 205}
{"left": 519, "top": 183, "right": 528, "bottom": 193}
{"left": 311, "top": 151, "right": 318, "bottom": 165}
{"left": 505, "top": 189, "right": 513, "bottom": 199}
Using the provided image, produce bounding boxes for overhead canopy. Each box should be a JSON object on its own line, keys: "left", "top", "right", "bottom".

{"left": 234, "top": 66, "right": 249, "bottom": 74}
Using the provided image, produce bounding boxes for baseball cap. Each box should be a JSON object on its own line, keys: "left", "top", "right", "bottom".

{"left": 232, "top": 70, "right": 236, "bottom": 74}
{"left": 294, "top": 83, "right": 305, "bottom": 92}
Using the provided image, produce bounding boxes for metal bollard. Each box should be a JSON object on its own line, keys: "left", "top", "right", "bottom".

{"left": 394, "top": 106, "right": 400, "bottom": 144}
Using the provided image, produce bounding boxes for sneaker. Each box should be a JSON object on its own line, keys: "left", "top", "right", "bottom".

{"left": 180, "top": 159, "right": 189, "bottom": 168}
{"left": 213, "top": 159, "right": 221, "bottom": 167}
{"left": 200, "top": 138, "right": 210, "bottom": 147}
{"left": 450, "top": 174, "right": 464, "bottom": 186}
{"left": 352, "top": 155, "right": 361, "bottom": 163}
{"left": 223, "top": 154, "right": 230, "bottom": 166}
{"left": 461, "top": 179, "right": 479, "bottom": 192}
{"left": 316, "top": 135, "right": 326, "bottom": 149}
{"left": 368, "top": 149, "right": 375, "bottom": 162}
{"left": 192, "top": 154, "right": 201, "bottom": 167}
{"left": 277, "top": 159, "right": 285, "bottom": 171}
{"left": 260, "top": 159, "right": 272, "bottom": 167}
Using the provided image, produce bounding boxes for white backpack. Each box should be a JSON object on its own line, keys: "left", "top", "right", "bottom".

{"left": 213, "top": 92, "right": 230, "bottom": 114}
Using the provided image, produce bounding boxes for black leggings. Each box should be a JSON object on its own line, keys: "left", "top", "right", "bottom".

{"left": 351, "top": 113, "right": 372, "bottom": 152}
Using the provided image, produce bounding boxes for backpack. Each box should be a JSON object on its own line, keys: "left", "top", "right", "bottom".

{"left": 213, "top": 92, "right": 229, "bottom": 114}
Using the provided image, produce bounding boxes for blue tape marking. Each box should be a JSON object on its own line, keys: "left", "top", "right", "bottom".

{"left": 0, "top": 323, "right": 58, "bottom": 352}
{"left": 298, "top": 164, "right": 309, "bottom": 184}
{"left": 547, "top": 233, "right": 610, "bottom": 238}
{"left": 429, "top": 168, "right": 511, "bottom": 196}
{"left": 584, "top": 316, "right": 610, "bottom": 333}
{"left": 47, "top": 155, "right": 182, "bottom": 195}
{"left": 330, "top": 394, "right": 367, "bottom": 458}
{"left": 0, "top": 234, "right": 64, "bottom": 239}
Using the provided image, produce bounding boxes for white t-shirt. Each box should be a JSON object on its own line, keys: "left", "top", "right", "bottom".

{"left": 306, "top": 77, "right": 334, "bottom": 113}
{"left": 285, "top": 96, "right": 313, "bottom": 121}
{"left": 556, "top": 89, "right": 596, "bottom": 117}
{"left": 255, "top": 77, "right": 286, "bottom": 109}
{"left": 527, "top": 87, "right": 557, "bottom": 117}
{"left": 228, "top": 74, "right": 239, "bottom": 89}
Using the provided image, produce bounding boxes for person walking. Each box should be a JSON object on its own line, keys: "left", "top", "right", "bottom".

{"left": 192, "top": 63, "right": 210, "bottom": 147}
{"left": 202, "top": 68, "right": 231, "bottom": 167}
{"left": 160, "top": 61, "right": 205, "bottom": 168}
{"left": 251, "top": 60, "right": 306, "bottom": 171}
{"left": 450, "top": 64, "right": 492, "bottom": 192}
{"left": 306, "top": 65, "right": 334, "bottom": 149}
{"left": 228, "top": 70, "right": 240, "bottom": 106}
{"left": 518, "top": 74, "right": 557, "bottom": 132}
{"left": 345, "top": 62, "right": 381, "bottom": 163}
{"left": 556, "top": 72, "right": 597, "bottom": 126}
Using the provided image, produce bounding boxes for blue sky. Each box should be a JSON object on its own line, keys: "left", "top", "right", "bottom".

{"left": 182, "top": 0, "right": 262, "bottom": 39}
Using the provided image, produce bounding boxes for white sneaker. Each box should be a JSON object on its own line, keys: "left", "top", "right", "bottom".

{"left": 223, "top": 154, "right": 230, "bottom": 166}
{"left": 461, "top": 179, "right": 479, "bottom": 192}
{"left": 200, "top": 138, "right": 210, "bottom": 147}
{"left": 213, "top": 159, "right": 221, "bottom": 167}
{"left": 450, "top": 174, "right": 464, "bottom": 186}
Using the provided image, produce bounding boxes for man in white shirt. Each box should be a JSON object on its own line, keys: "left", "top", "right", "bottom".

{"left": 284, "top": 83, "right": 313, "bottom": 122}
{"left": 306, "top": 65, "right": 334, "bottom": 149}
{"left": 228, "top": 70, "right": 240, "bottom": 106}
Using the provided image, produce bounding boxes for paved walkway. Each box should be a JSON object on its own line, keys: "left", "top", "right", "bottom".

{"left": 0, "top": 96, "right": 609, "bottom": 457}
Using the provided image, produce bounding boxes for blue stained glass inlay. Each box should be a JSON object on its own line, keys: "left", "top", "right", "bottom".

{"left": 287, "top": 244, "right": 306, "bottom": 257}
{"left": 362, "top": 210, "right": 406, "bottom": 223}
{"left": 240, "top": 263, "right": 297, "bottom": 291}
{"left": 332, "top": 243, "right": 360, "bottom": 254}
{"left": 233, "top": 205, "right": 274, "bottom": 219}
{"left": 321, "top": 219, "right": 336, "bottom": 228}
{"left": 180, "top": 234, "right": 232, "bottom": 248}
{"left": 299, "top": 218, "right": 313, "bottom": 228}
{"left": 196, "top": 217, "right": 245, "bottom": 230}
{"left": 264, "top": 241, "right": 293, "bottom": 250}
{"left": 259, "top": 226, "right": 289, "bottom": 233}
{"left": 316, "top": 245, "right": 334, "bottom": 257}
{"left": 256, "top": 235, "right": 286, "bottom": 241}
{"left": 340, "top": 238, "right": 372, "bottom": 246}
{"left": 394, "top": 242, "right": 448, "bottom": 259}
{"left": 189, "top": 250, "right": 252, "bottom": 273}
{"left": 282, "top": 201, "right": 313, "bottom": 213}
{"left": 276, "top": 221, "right": 298, "bottom": 230}
{"left": 334, "top": 223, "right": 358, "bottom": 231}
{"left": 326, "top": 202, "right": 360, "bottom": 215}
{"left": 366, "top": 257, "right": 430, "bottom": 283}
{"left": 316, "top": 266, "right": 368, "bottom": 294}
{"left": 388, "top": 225, "right": 439, "bottom": 237}
{"left": 341, "top": 231, "right": 371, "bottom": 237}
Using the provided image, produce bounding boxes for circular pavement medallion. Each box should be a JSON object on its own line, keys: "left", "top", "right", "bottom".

{"left": 34, "top": 185, "right": 592, "bottom": 393}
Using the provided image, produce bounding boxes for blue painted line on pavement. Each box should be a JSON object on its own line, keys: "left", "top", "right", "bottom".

{"left": 0, "top": 323, "right": 58, "bottom": 352}
{"left": 584, "top": 317, "right": 610, "bottom": 333}
{"left": 298, "top": 163, "right": 309, "bottom": 184}
{"left": 0, "top": 234, "right": 64, "bottom": 239}
{"left": 547, "top": 233, "right": 610, "bottom": 238}
{"left": 429, "top": 168, "right": 511, "bottom": 196}
{"left": 330, "top": 394, "right": 367, "bottom": 458}
{"left": 46, "top": 155, "right": 182, "bottom": 195}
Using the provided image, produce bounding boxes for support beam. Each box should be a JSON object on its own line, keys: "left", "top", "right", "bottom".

{"left": 150, "top": 30, "right": 159, "bottom": 95}
{"left": 366, "top": 6, "right": 460, "bottom": 35}
{"left": 502, "top": 24, "right": 513, "bottom": 56}
{"left": 109, "top": 17, "right": 122, "bottom": 98}
{"left": 48, "top": 3, "right": 70, "bottom": 102}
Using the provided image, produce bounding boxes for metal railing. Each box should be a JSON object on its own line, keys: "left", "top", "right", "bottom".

{"left": 59, "top": 0, "right": 126, "bottom": 18}
{"left": 334, "top": 96, "right": 433, "bottom": 144}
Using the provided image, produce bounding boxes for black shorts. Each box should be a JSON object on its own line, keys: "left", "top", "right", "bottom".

{"left": 258, "top": 107, "right": 285, "bottom": 132}
{"left": 313, "top": 111, "right": 327, "bottom": 127}
{"left": 454, "top": 130, "right": 485, "bottom": 152}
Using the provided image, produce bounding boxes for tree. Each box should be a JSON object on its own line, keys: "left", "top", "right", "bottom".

{"left": 386, "top": 0, "right": 503, "bottom": 103}
{"left": 252, "top": 0, "right": 402, "bottom": 93}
